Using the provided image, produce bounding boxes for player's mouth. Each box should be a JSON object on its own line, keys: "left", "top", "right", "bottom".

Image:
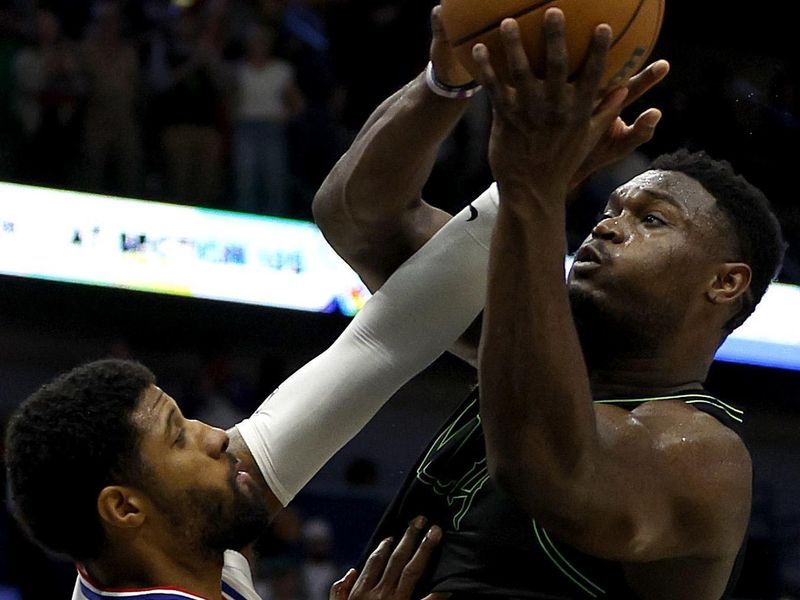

{"left": 573, "top": 244, "right": 606, "bottom": 268}
{"left": 230, "top": 456, "right": 254, "bottom": 491}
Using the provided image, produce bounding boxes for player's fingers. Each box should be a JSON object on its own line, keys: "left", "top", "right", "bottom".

{"left": 329, "top": 568, "right": 359, "bottom": 600}
{"left": 499, "top": 19, "right": 537, "bottom": 99}
{"left": 378, "top": 516, "right": 428, "bottom": 588}
{"left": 542, "top": 8, "right": 568, "bottom": 101}
{"left": 430, "top": 5, "right": 446, "bottom": 42}
{"left": 623, "top": 60, "right": 669, "bottom": 107}
{"left": 627, "top": 108, "right": 662, "bottom": 144}
{"left": 351, "top": 536, "right": 394, "bottom": 595}
{"left": 395, "top": 526, "right": 443, "bottom": 597}
{"left": 472, "top": 43, "right": 513, "bottom": 112}
{"left": 576, "top": 23, "right": 612, "bottom": 110}
{"left": 592, "top": 86, "right": 629, "bottom": 133}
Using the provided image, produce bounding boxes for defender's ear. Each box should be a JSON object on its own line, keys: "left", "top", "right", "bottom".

{"left": 706, "top": 263, "right": 752, "bottom": 305}
{"left": 97, "top": 486, "right": 146, "bottom": 530}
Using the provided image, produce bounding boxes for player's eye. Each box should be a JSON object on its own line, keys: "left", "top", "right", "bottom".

{"left": 642, "top": 214, "right": 666, "bottom": 226}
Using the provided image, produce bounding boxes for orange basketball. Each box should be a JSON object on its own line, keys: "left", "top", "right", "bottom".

{"left": 440, "top": 0, "right": 665, "bottom": 90}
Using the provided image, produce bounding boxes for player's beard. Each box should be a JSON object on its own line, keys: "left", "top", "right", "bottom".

{"left": 148, "top": 476, "right": 270, "bottom": 559}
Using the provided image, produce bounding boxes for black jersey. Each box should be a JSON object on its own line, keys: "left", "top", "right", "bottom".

{"left": 363, "top": 388, "right": 747, "bottom": 599}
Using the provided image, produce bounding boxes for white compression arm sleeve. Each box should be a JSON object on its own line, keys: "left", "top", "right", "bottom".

{"left": 235, "top": 184, "right": 499, "bottom": 506}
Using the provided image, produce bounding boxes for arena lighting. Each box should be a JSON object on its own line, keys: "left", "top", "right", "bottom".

{"left": 1, "top": 182, "right": 799, "bottom": 371}
{"left": 0, "top": 182, "right": 370, "bottom": 316}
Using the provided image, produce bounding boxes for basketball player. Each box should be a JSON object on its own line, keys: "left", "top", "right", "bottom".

{"left": 312, "top": 8, "right": 785, "bottom": 600}
{"left": 4, "top": 18, "right": 528, "bottom": 589}
{"left": 6, "top": 9, "right": 671, "bottom": 600}
{"left": 3, "top": 165, "right": 497, "bottom": 599}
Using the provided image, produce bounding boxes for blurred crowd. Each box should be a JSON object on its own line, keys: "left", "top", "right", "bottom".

{"left": 0, "top": 4, "right": 799, "bottom": 597}
{"left": 0, "top": 0, "right": 798, "bottom": 279}
{"left": 0, "top": 0, "right": 434, "bottom": 220}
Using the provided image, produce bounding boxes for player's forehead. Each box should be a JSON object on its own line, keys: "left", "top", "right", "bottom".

{"left": 132, "top": 385, "right": 178, "bottom": 434}
{"left": 610, "top": 169, "right": 717, "bottom": 216}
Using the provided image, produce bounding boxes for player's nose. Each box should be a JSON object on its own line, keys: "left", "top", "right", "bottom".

{"left": 199, "top": 422, "right": 230, "bottom": 458}
{"left": 591, "top": 216, "right": 625, "bottom": 243}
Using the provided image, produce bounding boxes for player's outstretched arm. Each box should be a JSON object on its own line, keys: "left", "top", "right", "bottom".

{"left": 233, "top": 182, "right": 500, "bottom": 513}
{"left": 312, "top": 7, "right": 474, "bottom": 292}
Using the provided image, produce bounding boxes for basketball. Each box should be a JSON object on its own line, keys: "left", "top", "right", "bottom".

{"left": 440, "top": 0, "right": 665, "bottom": 90}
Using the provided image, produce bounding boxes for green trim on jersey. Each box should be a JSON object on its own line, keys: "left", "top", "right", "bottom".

{"left": 593, "top": 392, "right": 744, "bottom": 423}
{"left": 533, "top": 520, "right": 606, "bottom": 598}
{"left": 416, "top": 396, "right": 492, "bottom": 530}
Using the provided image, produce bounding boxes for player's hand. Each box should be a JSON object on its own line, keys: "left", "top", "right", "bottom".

{"left": 329, "top": 516, "right": 445, "bottom": 600}
{"left": 472, "top": 9, "right": 627, "bottom": 203}
{"left": 430, "top": 5, "right": 474, "bottom": 87}
{"left": 572, "top": 60, "right": 669, "bottom": 187}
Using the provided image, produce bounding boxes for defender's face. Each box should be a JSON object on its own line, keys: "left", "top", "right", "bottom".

{"left": 132, "top": 386, "right": 266, "bottom": 551}
{"left": 567, "top": 170, "right": 728, "bottom": 323}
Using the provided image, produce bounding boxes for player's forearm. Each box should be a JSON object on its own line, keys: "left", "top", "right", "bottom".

{"left": 239, "top": 188, "right": 499, "bottom": 507}
{"left": 479, "top": 186, "right": 597, "bottom": 515}
{"left": 312, "top": 71, "right": 471, "bottom": 289}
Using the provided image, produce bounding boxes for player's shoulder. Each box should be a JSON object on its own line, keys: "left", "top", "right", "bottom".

{"left": 633, "top": 401, "right": 751, "bottom": 511}
{"left": 631, "top": 400, "right": 751, "bottom": 553}
{"left": 631, "top": 398, "right": 744, "bottom": 444}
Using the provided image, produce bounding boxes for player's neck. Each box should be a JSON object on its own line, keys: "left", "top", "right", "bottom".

{"left": 581, "top": 319, "right": 716, "bottom": 397}
{"left": 83, "top": 545, "right": 225, "bottom": 599}
{"left": 587, "top": 351, "right": 709, "bottom": 398}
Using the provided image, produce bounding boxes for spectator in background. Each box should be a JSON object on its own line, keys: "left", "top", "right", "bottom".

{"left": 11, "top": 8, "right": 84, "bottom": 188}
{"left": 280, "top": 0, "right": 348, "bottom": 217}
{"left": 80, "top": 1, "right": 143, "bottom": 197}
{"left": 190, "top": 351, "right": 253, "bottom": 430}
{"left": 147, "top": 8, "right": 226, "bottom": 206}
{"left": 0, "top": 8, "right": 24, "bottom": 181}
{"left": 232, "top": 24, "right": 304, "bottom": 217}
{"left": 251, "top": 506, "right": 306, "bottom": 598}
{"left": 301, "top": 517, "right": 339, "bottom": 600}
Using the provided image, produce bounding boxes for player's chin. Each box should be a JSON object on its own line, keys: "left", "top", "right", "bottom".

{"left": 567, "top": 269, "right": 598, "bottom": 293}
{"left": 567, "top": 275, "right": 608, "bottom": 306}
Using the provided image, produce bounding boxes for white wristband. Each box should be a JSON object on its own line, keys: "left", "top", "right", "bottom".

{"left": 425, "top": 61, "right": 482, "bottom": 100}
{"left": 236, "top": 185, "right": 499, "bottom": 506}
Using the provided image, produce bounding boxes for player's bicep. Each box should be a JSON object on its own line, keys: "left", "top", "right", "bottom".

{"left": 317, "top": 199, "right": 452, "bottom": 292}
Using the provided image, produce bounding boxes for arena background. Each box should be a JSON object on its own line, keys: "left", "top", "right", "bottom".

{"left": 0, "top": 0, "right": 798, "bottom": 598}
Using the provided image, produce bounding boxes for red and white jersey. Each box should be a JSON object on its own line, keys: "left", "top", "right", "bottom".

{"left": 71, "top": 550, "right": 262, "bottom": 600}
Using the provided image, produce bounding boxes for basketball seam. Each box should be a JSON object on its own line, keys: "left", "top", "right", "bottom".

{"left": 610, "top": 0, "right": 646, "bottom": 49}
{"left": 452, "top": 0, "right": 658, "bottom": 53}
{"left": 451, "top": 0, "right": 560, "bottom": 47}
{"left": 639, "top": 0, "right": 665, "bottom": 62}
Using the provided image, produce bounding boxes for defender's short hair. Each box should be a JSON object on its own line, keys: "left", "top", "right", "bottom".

{"left": 5, "top": 359, "right": 156, "bottom": 561}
